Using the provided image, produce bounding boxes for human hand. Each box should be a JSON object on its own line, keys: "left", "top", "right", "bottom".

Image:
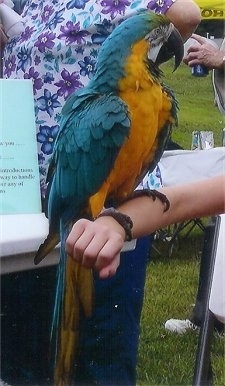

{"left": 66, "top": 217, "right": 126, "bottom": 279}
{"left": 183, "top": 34, "right": 224, "bottom": 70}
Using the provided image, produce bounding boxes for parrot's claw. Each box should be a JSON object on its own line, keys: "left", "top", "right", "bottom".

{"left": 125, "top": 189, "right": 170, "bottom": 212}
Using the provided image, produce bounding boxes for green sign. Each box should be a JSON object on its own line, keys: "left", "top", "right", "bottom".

{"left": 0, "top": 79, "right": 41, "bottom": 214}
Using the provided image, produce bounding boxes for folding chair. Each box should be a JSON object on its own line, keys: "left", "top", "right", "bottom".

{"left": 154, "top": 218, "right": 206, "bottom": 258}
{"left": 191, "top": 131, "right": 215, "bottom": 150}
{"left": 192, "top": 215, "right": 221, "bottom": 386}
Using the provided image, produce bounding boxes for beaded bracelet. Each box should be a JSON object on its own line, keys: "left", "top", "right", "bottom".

{"left": 97, "top": 208, "right": 133, "bottom": 241}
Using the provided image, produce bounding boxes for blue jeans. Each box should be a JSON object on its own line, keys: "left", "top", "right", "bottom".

{"left": 1, "top": 267, "right": 56, "bottom": 385}
{"left": 75, "top": 236, "right": 152, "bottom": 385}
{"left": 1, "top": 236, "right": 152, "bottom": 386}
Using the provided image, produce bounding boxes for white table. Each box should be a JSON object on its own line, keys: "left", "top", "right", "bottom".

{"left": 0, "top": 213, "right": 59, "bottom": 274}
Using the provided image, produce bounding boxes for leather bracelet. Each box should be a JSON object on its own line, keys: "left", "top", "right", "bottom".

{"left": 97, "top": 208, "right": 133, "bottom": 241}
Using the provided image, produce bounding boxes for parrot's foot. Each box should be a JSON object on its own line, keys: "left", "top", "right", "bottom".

{"left": 125, "top": 189, "right": 170, "bottom": 212}
{"left": 97, "top": 208, "right": 133, "bottom": 241}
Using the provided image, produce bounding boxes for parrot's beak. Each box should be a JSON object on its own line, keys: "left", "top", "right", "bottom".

{"left": 156, "top": 26, "right": 184, "bottom": 71}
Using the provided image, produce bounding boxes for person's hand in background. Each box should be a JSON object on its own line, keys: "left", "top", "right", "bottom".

{"left": 184, "top": 33, "right": 225, "bottom": 70}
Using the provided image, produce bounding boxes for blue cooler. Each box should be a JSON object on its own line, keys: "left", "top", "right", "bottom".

{"left": 192, "top": 64, "right": 209, "bottom": 77}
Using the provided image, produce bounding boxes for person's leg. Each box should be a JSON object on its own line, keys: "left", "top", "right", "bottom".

{"left": 76, "top": 235, "right": 153, "bottom": 385}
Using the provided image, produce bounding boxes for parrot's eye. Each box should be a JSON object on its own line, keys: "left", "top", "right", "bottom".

{"left": 154, "top": 27, "right": 161, "bottom": 36}
{"left": 146, "top": 26, "right": 164, "bottom": 43}
{"left": 147, "top": 23, "right": 172, "bottom": 46}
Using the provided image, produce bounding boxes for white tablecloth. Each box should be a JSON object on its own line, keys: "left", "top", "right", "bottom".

{"left": 0, "top": 213, "right": 60, "bottom": 273}
{"left": 159, "top": 147, "right": 225, "bottom": 186}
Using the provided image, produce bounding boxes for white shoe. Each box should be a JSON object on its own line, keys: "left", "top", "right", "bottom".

{"left": 165, "top": 318, "right": 198, "bottom": 334}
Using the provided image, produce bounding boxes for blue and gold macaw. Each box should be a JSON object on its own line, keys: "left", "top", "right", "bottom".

{"left": 34, "top": 12, "right": 183, "bottom": 385}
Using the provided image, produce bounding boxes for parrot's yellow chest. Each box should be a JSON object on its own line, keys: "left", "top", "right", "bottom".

{"left": 109, "top": 41, "right": 172, "bottom": 194}
{"left": 89, "top": 40, "right": 173, "bottom": 216}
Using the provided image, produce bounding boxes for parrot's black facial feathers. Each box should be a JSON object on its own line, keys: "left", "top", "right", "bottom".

{"left": 146, "top": 58, "right": 163, "bottom": 79}
{"left": 156, "top": 27, "right": 184, "bottom": 71}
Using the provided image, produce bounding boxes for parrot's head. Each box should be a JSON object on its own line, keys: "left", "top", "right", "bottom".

{"left": 145, "top": 13, "right": 184, "bottom": 71}
{"left": 92, "top": 12, "right": 184, "bottom": 90}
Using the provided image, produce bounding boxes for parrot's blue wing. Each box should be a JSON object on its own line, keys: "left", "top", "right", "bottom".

{"left": 45, "top": 91, "right": 131, "bottom": 357}
{"left": 47, "top": 91, "right": 131, "bottom": 226}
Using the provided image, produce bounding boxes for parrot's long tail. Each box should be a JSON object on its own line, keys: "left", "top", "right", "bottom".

{"left": 51, "top": 222, "right": 94, "bottom": 386}
{"left": 34, "top": 232, "right": 59, "bottom": 265}
{"left": 50, "top": 224, "right": 69, "bottom": 354}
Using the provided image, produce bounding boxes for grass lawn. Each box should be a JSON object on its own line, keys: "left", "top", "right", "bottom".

{"left": 161, "top": 60, "right": 224, "bottom": 149}
{"left": 136, "top": 61, "right": 225, "bottom": 385}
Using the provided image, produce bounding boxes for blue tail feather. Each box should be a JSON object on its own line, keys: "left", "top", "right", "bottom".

{"left": 50, "top": 221, "right": 70, "bottom": 361}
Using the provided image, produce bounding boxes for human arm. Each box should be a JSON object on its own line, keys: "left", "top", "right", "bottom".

{"left": 184, "top": 34, "right": 225, "bottom": 70}
{"left": 165, "top": 0, "right": 201, "bottom": 41}
{"left": 0, "top": 0, "right": 26, "bottom": 49}
{"left": 66, "top": 175, "right": 225, "bottom": 278}
{"left": 0, "top": 23, "right": 7, "bottom": 49}
{"left": 115, "top": 175, "right": 225, "bottom": 237}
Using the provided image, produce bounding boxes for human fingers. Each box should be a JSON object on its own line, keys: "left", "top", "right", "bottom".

{"left": 66, "top": 219, "right": 124, "bottom": 273}
{"left": 75, "top": 226, "right": 123, "bottom": 270}
{"left": 92, "top": 235, "right": 123, "bottom": 272}
{"left": 183, "top": 44, "right": 201, "bottom": 65}
{"left": 185, "top": 51, "right": 201, "bottom": 67}
{"left": 66, "top": 218, "right": 92, "bottom": 261}
{"left": 191, "top": 33, "right": 206, "bottom": 45}
{"left": 187, "top": 44, "right": 200, "bottom": 55}
{"left": 183, "top": 48, "right": 199, "bottom": 66}
{"left": 98, "top": 253, "right": 121, "bottom": 279}
{"left": 72, "top": 226, "right": 107, "bottom": 267}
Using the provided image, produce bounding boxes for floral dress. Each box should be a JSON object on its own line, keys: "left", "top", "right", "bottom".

{"left": 4, "top": 0, "right": 176, "bottom": 197}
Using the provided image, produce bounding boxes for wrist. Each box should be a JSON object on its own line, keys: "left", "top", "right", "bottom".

{"left": 96, "top": 208, "right": 133, "bottom": 241}
{"left": 95, "top": 215, "right": 127, "bottom": 241}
